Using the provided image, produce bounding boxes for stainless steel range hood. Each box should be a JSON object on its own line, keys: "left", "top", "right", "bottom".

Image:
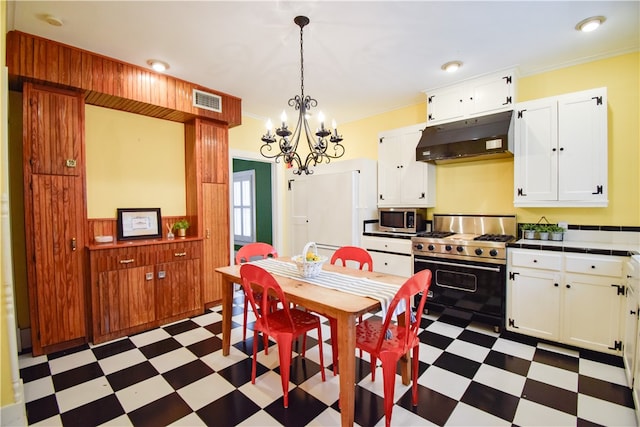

{"left": 416, "top": 110, "right": 514, "bottom": 164}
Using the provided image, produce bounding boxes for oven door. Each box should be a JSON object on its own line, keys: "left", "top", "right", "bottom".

{"left": 414, "top": 255, "right": 506, "bottom": 324}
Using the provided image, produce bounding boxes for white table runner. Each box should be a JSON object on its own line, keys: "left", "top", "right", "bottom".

{"left": 249, "top": 258, "right": 406, "bottom": 319}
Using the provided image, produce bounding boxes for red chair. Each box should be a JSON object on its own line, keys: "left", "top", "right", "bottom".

{"left": 330, "top": 245, "right": 373, "bottom": 271}
{"left": 240, "top": 263, "right": 326, "bottom": 408}
{"left": 355, "top": 269, "right": 432, "bottom": 427}
{"left": 328, "top": 246, "right": 373, "bottom": 374}
{"left": 235, "top": 242, "right": 278, "bottom": 343}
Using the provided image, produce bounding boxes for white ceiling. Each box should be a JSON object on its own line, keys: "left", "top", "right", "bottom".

{"left": 6, "top": 1, "right": 639, "bottom": 125}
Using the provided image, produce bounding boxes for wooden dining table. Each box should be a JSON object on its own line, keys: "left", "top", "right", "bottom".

{"left": 215, "top": 258, "right": 411, "bottom": 427}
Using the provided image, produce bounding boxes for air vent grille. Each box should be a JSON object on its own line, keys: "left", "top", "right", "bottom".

{"left": 193, "top": 89, "right": 222, "bottom": 113}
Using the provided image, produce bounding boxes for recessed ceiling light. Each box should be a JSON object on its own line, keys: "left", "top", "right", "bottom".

{"left": 575, "top": 16, "right": 606, "bottom": 32}
{"left": 146, "top": 59, "right": 170, "bottom": 72}
{"left": 441, "top": 61, "right": 463, "bottom": 73}
{"left": 44, "top": 15, "right": 63, "bottom": 27}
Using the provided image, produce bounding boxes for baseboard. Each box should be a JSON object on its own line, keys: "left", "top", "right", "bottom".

{"left": 19, "top": 328, "right": 31, "bottom": 353}
{"left": 0, "top": 380, "right": 27, "bottom": 426}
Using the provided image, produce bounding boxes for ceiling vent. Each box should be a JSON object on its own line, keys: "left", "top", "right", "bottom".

{"left": 193, "top": 89, "right": 222, "bottom": 113}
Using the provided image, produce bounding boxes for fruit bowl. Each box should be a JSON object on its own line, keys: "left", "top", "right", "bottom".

{"left": 292, "top": 242, "right": 327, "bottom": 278}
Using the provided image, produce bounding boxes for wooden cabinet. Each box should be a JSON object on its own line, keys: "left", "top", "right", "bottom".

{"left": 23, "top": 83, "right": 88, "bottom": 356}
{"left": 186, "top": 118, "right": 230, "bottom": 307}
{"left": 426, "top": 69, "right": 516, "bottom": 125}
{"left": 361, "top": 235, "right": 413, "bottom": 278}
{"left": 507, "top": 248, "right": 625, "bottom": 354}
{"left": 377, "top": 123, "right": 436, "bottom": 207}
{"left": 514, "top": 87, "right": 608, "bottom": 207}
{"left": 89, "top": 240, "right": 203, "bottom": 344}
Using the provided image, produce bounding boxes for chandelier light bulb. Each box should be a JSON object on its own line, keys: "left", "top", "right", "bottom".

{"left": 318, "top": 111, "right": 325, "bottom": 130}
{"left": 280, "top": 111, "right": 288, "bottom": 128}
{"left": 265, "top": 119, "right": 273, "bottom": 136}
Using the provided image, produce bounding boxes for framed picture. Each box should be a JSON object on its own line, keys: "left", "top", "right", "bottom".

{"left": 117, "top": 208, "right": 162, "bottom": 241}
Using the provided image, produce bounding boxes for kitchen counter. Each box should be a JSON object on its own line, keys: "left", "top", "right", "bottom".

{"left": 509, "top": 229, "right": 640, "bottom": 256}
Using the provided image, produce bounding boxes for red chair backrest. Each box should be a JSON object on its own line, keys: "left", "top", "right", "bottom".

{"left": 239, "top": 263, "right": 294, "bottom": 335}
{"left": 330, "top": 246, "right": 373, "bottom": 271}
{"left": 374, "top": 269, "right": 432, "bottom": 353}
{"left": 236, "top": 242, "right": 278, "bottom": 265}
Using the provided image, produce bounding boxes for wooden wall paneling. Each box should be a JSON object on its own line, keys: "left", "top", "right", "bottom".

{"left": 7, "top": 31, "right": 243, "bottom": 127}
{"left": 69, "top": 48, "right": 83, "bottom": 89}
{"left": 200, "top": 119, "right": 229, "bottom": 184}
{"left": 184, "top": 120, "right": 201, "bottom": 237}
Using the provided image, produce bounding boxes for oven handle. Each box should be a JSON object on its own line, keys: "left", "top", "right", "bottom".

{"left": 415, "top": 258, "right": 502, "bottom": 273}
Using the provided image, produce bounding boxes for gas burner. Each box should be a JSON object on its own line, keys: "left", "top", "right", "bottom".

{"left": 419, "top": 231, "right": 455, "bottom": 238}
{"left": 474, "top": 234, "right": 515, "bottom": 242}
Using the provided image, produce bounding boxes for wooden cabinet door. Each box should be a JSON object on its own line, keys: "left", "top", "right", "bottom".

{"left": 96, "top": 266, "right": 155, "bottom": 336}
{"left": 24, "top": 83, "right": 83, "bottom": 176}
{"left": 30, "top": 174, "right": 87, "bottom": 350}
{"left": 202, "top": 183, "right": 229, "bottom": 305}
{"left": 199, "top": 119, "right": 229, "bottom": 184}
{"left": 156, "top": 258, "right": 202, "bottom": 319}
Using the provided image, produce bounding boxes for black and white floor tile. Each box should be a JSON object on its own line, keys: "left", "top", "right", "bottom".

{"left": 19, "top": 292, "right": 637, "bottom": 426}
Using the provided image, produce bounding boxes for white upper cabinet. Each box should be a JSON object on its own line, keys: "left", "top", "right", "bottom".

{"left": 514, "top": 87, "right": 608, "bottom": 207}
{"left": 377, "top": 123, "right": 436, "bottom": 207}
{"left": 426, "top": 68, "right": 517, "bottom": 126}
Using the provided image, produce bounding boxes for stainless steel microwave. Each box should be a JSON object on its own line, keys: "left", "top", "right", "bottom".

{"left": 378, "top": 208, "right": 427, "bottom": 233}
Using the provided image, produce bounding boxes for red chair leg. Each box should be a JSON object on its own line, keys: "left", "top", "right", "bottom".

{"left": 251, "top": 330, "right": 259, "bottom": 384}
{"left": 370, "top": 354, "right": 377, "bottom": 381}
{"left": 277, "top": 334, "right": 293, "bottom": 408}
{"left": 243, "top": 300, "right": 249, "bottom": 341}
{"left": 379, "top": 352, "right": 398, "bottom": 427}
{"left": 412, "top": 346, "right": 420, "bottom": 406}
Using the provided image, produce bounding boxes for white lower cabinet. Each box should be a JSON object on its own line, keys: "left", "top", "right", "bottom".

{"left": 361, "top": 235, "right": 412, "bottom": 278}
{"left": 507, "top": 248, "right": 625, "bottom": 354}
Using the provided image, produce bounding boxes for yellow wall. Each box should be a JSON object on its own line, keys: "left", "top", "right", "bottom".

{"left": 1, "top": 0, "right": 14, "bottom": 409}
{"left": 231, "top": 52, "right": 639, "bottom": 227}
{"left": 85, "top": 105, "right": 186, "bottom": 218}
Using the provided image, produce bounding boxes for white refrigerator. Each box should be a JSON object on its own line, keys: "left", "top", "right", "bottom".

{"left": 288, "top": 158, "right": 377, "bottom": 259}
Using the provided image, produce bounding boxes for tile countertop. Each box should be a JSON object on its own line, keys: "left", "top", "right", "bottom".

{"left": 510, "top": 229, "right": 640, "bottom": 256}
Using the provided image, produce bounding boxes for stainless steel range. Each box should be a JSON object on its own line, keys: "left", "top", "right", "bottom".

{"left": 412, "top": 214, "right": 517, "bottom": 331}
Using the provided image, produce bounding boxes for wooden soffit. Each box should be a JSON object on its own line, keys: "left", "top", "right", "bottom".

{"left": 6, "top": 31, "right": 242, "bottom": 127}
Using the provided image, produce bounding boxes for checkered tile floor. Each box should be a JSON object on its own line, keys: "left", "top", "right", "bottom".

{"left": 20, "top": 291, "right": 637, "bottom": 426}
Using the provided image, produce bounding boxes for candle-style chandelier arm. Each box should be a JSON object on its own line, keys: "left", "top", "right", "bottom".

{"left": 258, "top": 15, "right": 345, "bottom": 175}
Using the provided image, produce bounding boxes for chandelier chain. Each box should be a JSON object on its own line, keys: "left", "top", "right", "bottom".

{"left": 299, "top": 24, "right": 304, "bottom": 98}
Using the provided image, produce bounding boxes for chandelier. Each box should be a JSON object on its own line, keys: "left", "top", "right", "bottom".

{"left": 260, "top": 16, "right": 345, "bottom": 175}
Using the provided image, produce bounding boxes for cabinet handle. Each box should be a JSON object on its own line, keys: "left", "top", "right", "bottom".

{"left": 566, "top": 284, "right": 571, "bottom": 289}
{"left": 174, "top": 252, "right": 187, "bottom": 257}
{"left": 119, "top": 258, "right": 135, "bottom": 264}
{"left": 533, "top": 259, "right": 538, "bottom": 263}
{"left": 206, "top": 228, "right": 211, "bottom": 239}
{"left": 554, "top": 283, "right": 559, "bottom": 287}
{"left": 631, "top": 310, "right": 637, "bottom": 315}
{"left": 71, "top": 238, "right": 77, "bottom": 251}
{"left": 591, "top": 265, "right": 596, "bottom": 269}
